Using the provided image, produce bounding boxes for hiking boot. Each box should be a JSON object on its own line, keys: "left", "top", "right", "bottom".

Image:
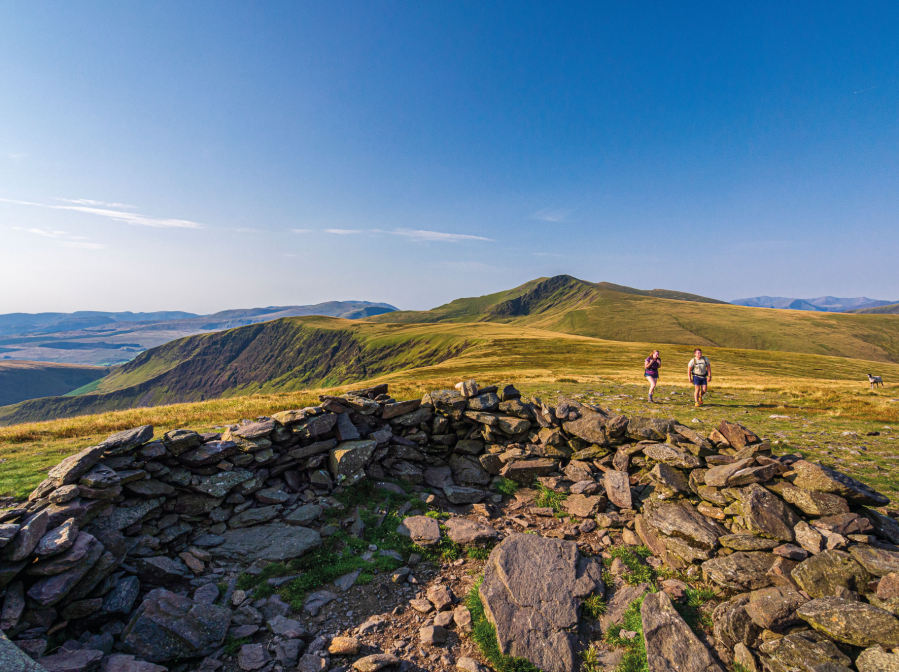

{"left": 648, "top": 394, "right": 654, "bottom": 403}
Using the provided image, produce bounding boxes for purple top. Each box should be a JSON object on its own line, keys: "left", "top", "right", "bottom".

{"left": 644, "top": 357, "right": 660, "bottom": 376}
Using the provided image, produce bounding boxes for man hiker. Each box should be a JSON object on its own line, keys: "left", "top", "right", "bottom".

{"left": 688, "top": 348, "right": 711, "bottom": 407}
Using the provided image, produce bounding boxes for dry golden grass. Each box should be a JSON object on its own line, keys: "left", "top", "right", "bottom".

{"left": 2, "top": 324, "right": 898, "bottom": 500}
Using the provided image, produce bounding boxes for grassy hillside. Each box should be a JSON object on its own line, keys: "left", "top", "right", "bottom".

{"left": 370, "top": 275, "right": 899, "bottom": 363}
{"left": 0, "top": 361, "right": 107, "bottom": 406}
{"left": 0, "top": 317, "right": 478, "bottom": 425}
{"left": 4, "top": 274, "right": 899, "bottom": 427}
{"left": 2, "top": 323, "right": 899, "bottom": 499}
{"left": 850, "top": 303, "right": 899, "bottom": 315}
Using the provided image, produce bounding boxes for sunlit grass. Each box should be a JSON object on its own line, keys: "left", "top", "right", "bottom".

{"left": 2, "top": 320, "right": 899, "bottom": 499}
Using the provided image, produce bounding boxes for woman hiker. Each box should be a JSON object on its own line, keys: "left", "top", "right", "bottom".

{"left": 644, "top": 350, "right": 661, "bottom": 402}
{"left": 688, "top": 348, "right": 712, "bottom": 407}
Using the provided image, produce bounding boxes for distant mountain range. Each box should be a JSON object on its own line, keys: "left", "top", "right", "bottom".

{"left": 8, "top": 275, "right": 899, "bottom": 426}
{"left": 730, "top": 296, "right": 897, "bottom": 312}
{"left": 0, "top": 302, "right": 398, "bottom": 366}
{"left": 6, "top": 274, "right": 899, "bottom": 425}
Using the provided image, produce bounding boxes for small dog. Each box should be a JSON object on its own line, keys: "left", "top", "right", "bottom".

{"left": 867, "top": 373, "right": 884, "bottom": 389}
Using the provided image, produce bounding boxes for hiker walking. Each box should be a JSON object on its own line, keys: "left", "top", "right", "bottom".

{"left": 688, "top": 348, "right": 712, "bottom": 407}
{"left": 644, "top": 350, "right": 661, "bottom": 402}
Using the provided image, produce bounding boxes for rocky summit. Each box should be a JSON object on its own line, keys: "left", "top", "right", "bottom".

{"left": 0, "top": 379, "right": 898, "bottom": 672}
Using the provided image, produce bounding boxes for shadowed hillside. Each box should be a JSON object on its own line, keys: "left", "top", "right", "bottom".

{"left": 0, "top": 318, "right": 475, "bottom": 424}
{"left": 0, "top": 360, "right": 108, "bottom": 406}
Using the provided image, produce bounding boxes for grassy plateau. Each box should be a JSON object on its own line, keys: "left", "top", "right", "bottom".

{"left": 1, "top": 319, "right": 899, "bottom": 501}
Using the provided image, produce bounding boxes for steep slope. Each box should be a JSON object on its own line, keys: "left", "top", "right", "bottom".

{"left": 0, "top": 318, "right": 475, "bottom": 424}
{"left": 0, "top": 301, "right": 398, "bottom": 365}
{"left": 0, "top": 361, "right": 107, "bottom": 406}
{"left": 370, "top": 275, "right": 899, "bottom": 363}
{"left": 849, "top": 303, "right": 899, "bottom": 315}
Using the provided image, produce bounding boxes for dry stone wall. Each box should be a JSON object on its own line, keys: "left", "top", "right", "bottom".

{"left": 1, "top": 379, "right": 899, "bottom": 672}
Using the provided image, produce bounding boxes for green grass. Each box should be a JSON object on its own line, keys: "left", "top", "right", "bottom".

{"left": 604, "top": 547, "right": 656, "bottom": 587}
{"left": 495, "top": 478, "right": 519, "bottom": 496}
{"left": 580, "top": 644, "right": 604, "bottom": 672}
{"left": 535, "top": 482, "right": 568, "bottom": 513}
{"left": 62, "top": 377, "right": 106, "bottom": 397}
{"left": 583, "top": 592, "right": 607, "bottom": 619}
{"left": 432, "top": 535, "right": 464, "bottom": 562}
{"left": 673, "top": 586, "right": 718, "bottom": 632}
{"left": 466, "top": 546, "right": 492, "bottom": 560}
{"left": 604, "top": 595, "right": 648, "bottom": 672}
{"left": 465, "top": 578, "right": 542, "bottom": 672}
{"left": 223, "top": 636, "right": 250, "bottom": 656}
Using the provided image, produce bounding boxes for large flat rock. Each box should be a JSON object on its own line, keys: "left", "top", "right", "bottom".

{"left": 479, "top": 533, "right": 603, "bottom": 672}
{"left": 0, "top": 629, "right": 47, "bottom": 672}
{"left": 797, "top": 597, "right": 899, "bottom": 648}
{"left": 122, "top": 588, "right": 230, "bottom": 662}
{"left": 641, "top": 591, "right": 723, "bottom": 672}
{"left": 210, "top": 523, "right": 321, "bottom": 562}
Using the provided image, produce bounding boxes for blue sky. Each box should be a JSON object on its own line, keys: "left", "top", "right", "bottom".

{"left": 1, "top": 2, "right": 898, "bottom": 313}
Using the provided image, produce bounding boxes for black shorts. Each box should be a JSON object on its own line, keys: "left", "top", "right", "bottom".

{"left": 693, "top": 375, "right": 707, "bottom": 386}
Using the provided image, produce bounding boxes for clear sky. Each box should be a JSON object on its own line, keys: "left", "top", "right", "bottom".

{"left": 1, "top": 2, "right": 898, "bottom": 313}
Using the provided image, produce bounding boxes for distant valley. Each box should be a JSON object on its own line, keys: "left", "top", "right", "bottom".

{"left": 0, "top": 301, "right": 397, "bottom": 366}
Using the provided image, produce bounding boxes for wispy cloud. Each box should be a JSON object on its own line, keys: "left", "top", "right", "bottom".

{"left": 5, "top": 152, "right": 27, "bottom": 160}
{"left": 530, "top": 207, "right": 572, "bottom": 223}
{"left": 14, "top": 226, "right": 107, "bottom": 250}
{"left": 318, "top": 227, "right": 492, "bottom": 242}
{"left": 532, "top": 251, "right": 563, "bottom": 257}
{"left": 290, "top": 229, "right": 311, "bottom": 234}
{"left": 325, "top": 228, "right": 365, "bottom": 235}
{"left": 25, "top": 227, "right": 68, "bottom": 238}
{"left": 392, "top": 229, "right": 492, "bottom": 243}
{"left": 0, "top": 197, "right": 205, "bottom": 229}
{"left": 55, "top": 198, "right": 136, "bottom": 209}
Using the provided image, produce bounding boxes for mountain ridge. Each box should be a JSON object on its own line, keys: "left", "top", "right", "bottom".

{"left": 4, "top": 275, "right": 899, "bottom": 425}
{"left": 731, "top": 295, "right": 896, "bottom": 312}
{"left": 849, "top": 303, "right": 899, "bottom": 315}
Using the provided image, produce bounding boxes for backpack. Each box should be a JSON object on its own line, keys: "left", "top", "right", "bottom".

{"left": 691, "top": 357, "right": 709, "bottom": 376}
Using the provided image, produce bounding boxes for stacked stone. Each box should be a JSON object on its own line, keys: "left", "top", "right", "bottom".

{"left": 0, "top": 378, "right": 897, "bottom": 672}
{"left": 582, "top": 408, "right": 899, "bottom": 672}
